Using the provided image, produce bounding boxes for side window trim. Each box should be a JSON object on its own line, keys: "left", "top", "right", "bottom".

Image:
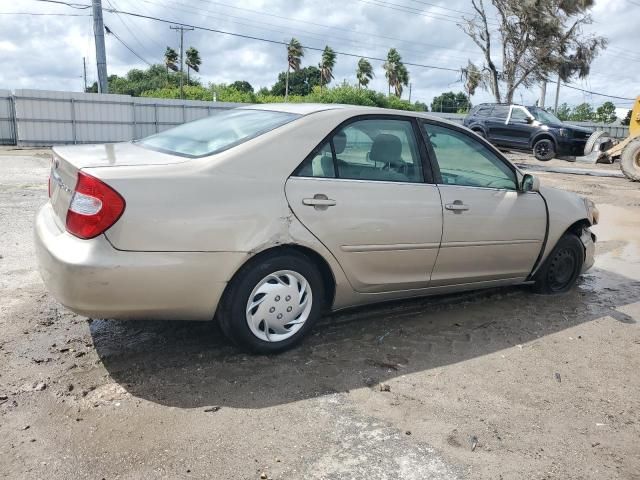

{"left": 292, "top": 114, "right": 436, "bottom": 185}
{"left": 419, "top": 119, "right": 518, "bottom": 190}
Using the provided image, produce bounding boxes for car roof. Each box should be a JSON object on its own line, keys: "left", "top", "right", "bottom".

{"left": 237, "top": 103, "right": 352, "bottom": 115}
{"left": 237, "top": 102, "right": 462, "bottom": 125}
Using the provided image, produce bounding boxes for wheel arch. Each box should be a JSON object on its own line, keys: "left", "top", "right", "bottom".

{"left": 530, "top": 132, "right": 557, "bottom": 149}
{"left": 218, "top": 244, "right": 337, "bottom": 318}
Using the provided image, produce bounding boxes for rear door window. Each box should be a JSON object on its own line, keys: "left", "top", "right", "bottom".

{"left": 491, "top": 106, "right": 509, "bottom": 120}
{"left": 296, "top": 118, "right": 425, "bottom": 183}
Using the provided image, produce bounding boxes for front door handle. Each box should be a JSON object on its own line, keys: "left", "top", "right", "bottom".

{"left": 303, "top": 194, "right": 336, "bottom": 210}
{"left": 445, "top": 200, "right": 469, "bottom": 213}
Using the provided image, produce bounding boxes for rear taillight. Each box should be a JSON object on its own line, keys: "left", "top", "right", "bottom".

{"left": 66, "top": 171, "right": 125, "bottom": 239}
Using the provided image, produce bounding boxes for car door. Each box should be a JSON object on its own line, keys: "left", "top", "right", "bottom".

{"left": 420, "top": 120, "right": 547, "bottom": 286}
{"left": 506, "top": 106, "right": 537, "bottom": 148}
{"left": 485, "top": 105, "right": 511, "bottom": 145}
{"left": 285, "top": 116, "right": 443, "bottom": 294}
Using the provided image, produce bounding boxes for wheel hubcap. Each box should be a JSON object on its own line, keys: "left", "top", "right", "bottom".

{"left": 547, "top": 248, "right": 577, "bottom": 291}
{"left": 246, "top": 270, "right": 312, "bottom": 342}
{"left": 536, "top": 142, "right": 550, "bottom": 156}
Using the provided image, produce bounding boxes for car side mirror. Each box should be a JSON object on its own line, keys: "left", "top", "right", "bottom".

{"left": 526, "top": 117, "right": 534, "bottom": 124}
{"left": 520, "top": 173, "right": 540, "bottom": 192}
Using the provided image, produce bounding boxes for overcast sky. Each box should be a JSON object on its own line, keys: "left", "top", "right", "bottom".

{"left": 0, "top": 0, "right": 638, "bottom": 113}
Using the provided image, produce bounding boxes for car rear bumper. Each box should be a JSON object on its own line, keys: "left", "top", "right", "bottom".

{"left": 34, "top": 203, "right": 247, "bottom": 321}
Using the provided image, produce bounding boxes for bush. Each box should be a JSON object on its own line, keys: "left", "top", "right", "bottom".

{"left": 142, "top": 83, "right": 427, "bottom": 112}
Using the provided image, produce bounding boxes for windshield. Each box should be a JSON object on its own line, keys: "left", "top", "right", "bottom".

{"left": 529, "top": 108, "right": 563, "bottom": 125}
{"left": 138, "top": 109, "right": 300, "bottom": 157}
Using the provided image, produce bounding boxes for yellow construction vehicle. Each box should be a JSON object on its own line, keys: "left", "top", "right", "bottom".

{"left": 581, "top": 95, "right": 640, "bottom": 181}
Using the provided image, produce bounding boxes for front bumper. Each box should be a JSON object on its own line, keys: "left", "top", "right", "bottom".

{"left": 34, "top": 203, "right": 246, "bottom": 321}
{"left": 580, "top": 227, "right": 596, "bottom": 273}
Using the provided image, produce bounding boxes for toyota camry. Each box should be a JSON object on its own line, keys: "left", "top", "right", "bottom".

{"left": 35, "top": 104, "right": 598, "bottom": 353}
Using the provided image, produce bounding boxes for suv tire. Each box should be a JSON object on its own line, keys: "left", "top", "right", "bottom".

{"left": 533, "top": 138, "right": 555, "bottom": 161}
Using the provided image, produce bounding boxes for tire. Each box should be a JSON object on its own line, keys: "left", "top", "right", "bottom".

{"left": 584, "top": 130, "right": 608, "bottom": 155}
{"left": 218, "top": 250, "right": 326, "bottom": 354}
{"left": 620, "top": 138, "right": 640, "bottom": 182}
{"left": 533, "top": 138, "right": 556, "bottom": 161}
{"left": 533, "top": 233, "right": 584, "bottom": 294}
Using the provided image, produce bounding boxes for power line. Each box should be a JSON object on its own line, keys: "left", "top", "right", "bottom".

{"left": 187, "top": 0, "right": 480, "bottom": 55}
{"left": 0, "top": 11, "right": 91, "bottom": 15}
{"left": 104, "top": 6, "right": 463, "bottom": 73}
{"left": 104, "top": 24, "right": 152, "bottom": 65}
{"left": 31, "top": 0, "right": 91, "bottom": 9}
{"left": 357, "top": 0, "right": 500, "bottom": 26}
{"left": 548, "top": 79, "right": 635, "bottom": 101}
{"left": 140, "top": 0, "right": 475, "bottom": 65}
{"left": 105, "top": 0, "right": 151, "bottom": 54}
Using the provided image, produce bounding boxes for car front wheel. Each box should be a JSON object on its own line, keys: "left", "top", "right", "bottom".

{"left": 533, "top": 233, "right": 584, "bottom": 294}
{"left": 533, "top": 138, "right": 556, "bottom": 161}
{"left": 218, "top": 251, "right": 325, "bottom": 354}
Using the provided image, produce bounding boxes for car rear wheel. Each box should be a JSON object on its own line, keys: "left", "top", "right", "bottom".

{"left": 533, "top": 233, "right": 584, "bottom": 294}
{"left": 533, "top": 138, "right": 556, "bottom": 161}
{"left": 218, "top": 251, "right": 325, "bottom": 354}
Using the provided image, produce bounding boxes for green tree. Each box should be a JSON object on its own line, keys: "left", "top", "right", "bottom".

{"left": 554, "top": 103, "right": 572, "bottom": 121}
{"left": 356, "top": 58, "right": 374, "bottom": 89}
{"left": 229, "top": 81, "right": 254, "bottom": 93}
{"left": 460, "top": 0, "right": 605, "bottom": 103}
{"left": 318, "top": 46, "right": 337, "bottom": 92}
{"left": 570, "top": 103, "right": 595, "bottom": 121}
{"left": 383, "top": 48, "right": 409, "bottom": 97}
{"left": 185, "top": 47, "right": 201, "bottom": 85}
{"left": 431, "top": 92, "right": 470, "bottom": 113}
{"left": 164, "top": 47, "right": 178, "bottom": 77}
{"left": 594, "top": 101, "right": 617, "bottom": 124}
{"left": 87, "top": 65, "right": 193, "bottom": 96}
{"left": 272, "top": 66, "right": 320, "bottom": 96}
{"left": 285, "top": 38, "right": 304, "bottom": 101}
{"left": 621, "top": 109, "right": 632, "bottom": 126}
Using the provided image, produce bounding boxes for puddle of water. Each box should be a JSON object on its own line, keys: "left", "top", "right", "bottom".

{"left": 592, "top": 204, "right": 640, "bottom": 282}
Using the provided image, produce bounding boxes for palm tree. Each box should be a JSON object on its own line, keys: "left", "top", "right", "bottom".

{"left": 285, "top": 38, "right": 304, "bottom": 101}
{"left": 356, "top": 58, "right": 374, "bottom": 89}
{"left": 185, "top": 47, "right": 201, "bottom": 85}
{"left": 394, "top": 63, "right": 409, "bottom": 97}
{"left": 383, "top": 48, "right": 409, "bottom": 97}
{"left": 164, "top": 47, "right": 179, "bottom": 76}
{"left": 318, "top": 45, "right": 336, "bottom": 92}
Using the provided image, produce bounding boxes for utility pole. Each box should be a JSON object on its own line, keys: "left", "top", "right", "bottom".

{"left": 539, "top": 80, "right": 547, "bottom": 108}
{"left": 92, "top": 0, "right": 108, "bottom": 93}
{"left": 553, "top": 75, "right": 561, "bottom": 112}
{"left": 170, "top": 25, "right": 194, "bottom": 99}
{"left": 408, "top": 83, "right": 412, "bottom": 102}
{"left": 82, "top": 57, "right": 88, "bottom": 92}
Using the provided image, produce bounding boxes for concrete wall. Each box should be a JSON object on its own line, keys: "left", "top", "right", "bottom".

{"left": 3, "top": 89, "right": 240, "bottom": 146}
{"left": 0, "top": 90, "right": 15, "bottom": 145}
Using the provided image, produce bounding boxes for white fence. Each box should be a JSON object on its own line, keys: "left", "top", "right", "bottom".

{"left": 1, "top": 89, "right": 240, "bottom": 146}
{"left": 0, "top": 89, "right": 630, "bottom": 145}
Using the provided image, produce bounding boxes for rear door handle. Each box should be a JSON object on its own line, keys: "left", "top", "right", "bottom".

{"left": 445, "top": 201, "right": 469, "bottom": 213}
{"left": 303, "top": 194, "right": 336, "bottom": 210}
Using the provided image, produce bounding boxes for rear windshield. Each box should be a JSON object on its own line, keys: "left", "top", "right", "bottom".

{"left": 137, "top": 109, "right": 300, "bottom": 157}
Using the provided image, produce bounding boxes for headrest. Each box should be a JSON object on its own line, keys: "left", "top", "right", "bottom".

{"left": 369, "top": 134, "right": 402, "bottom": 162}
{"left": 333, "top": 131, "right": 347, "bottom": 154}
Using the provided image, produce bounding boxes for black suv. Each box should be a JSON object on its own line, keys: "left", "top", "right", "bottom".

{"left": 463, "top": 104, "right": 593, "bottom": 161}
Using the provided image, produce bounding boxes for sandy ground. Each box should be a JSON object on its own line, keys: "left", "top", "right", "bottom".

{"left": 1, "top": 147, "right": 639, "bottom": 479}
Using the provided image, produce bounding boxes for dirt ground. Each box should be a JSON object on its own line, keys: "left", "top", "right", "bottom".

{"left": 1, "top": 147, "right": 639, "bottom": 480}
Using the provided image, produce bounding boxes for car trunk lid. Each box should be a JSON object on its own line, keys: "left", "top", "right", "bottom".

{"left": 48, "top": 142, "right": 185, "bottom": 229}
